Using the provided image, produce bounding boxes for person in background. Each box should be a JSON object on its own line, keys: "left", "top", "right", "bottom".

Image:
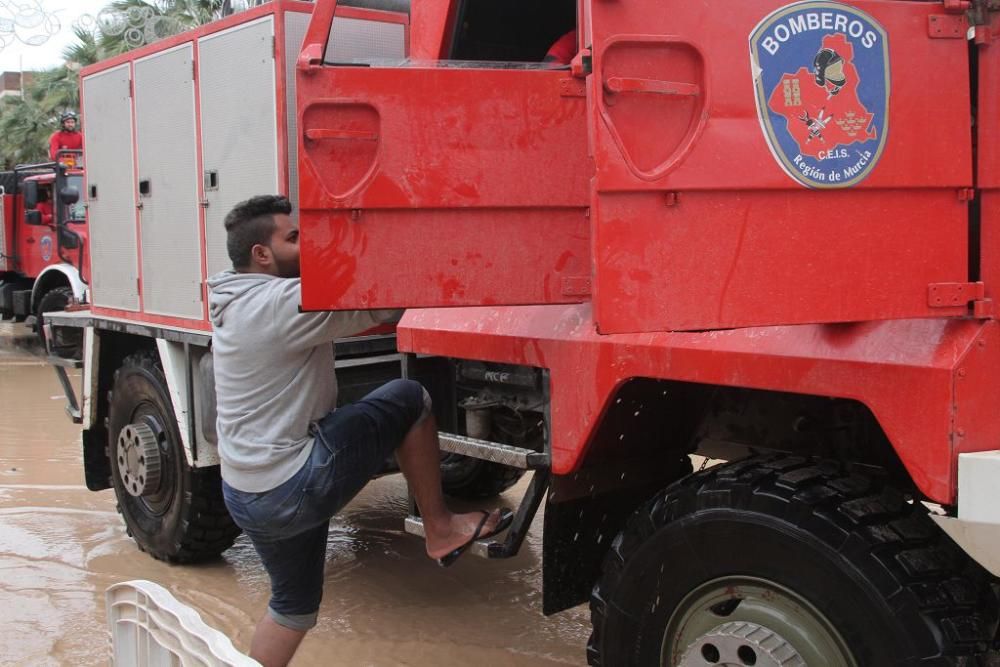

{"left": 49, "top": 111, "right": 83, "bottom": 162}
{"left": 544, "top": 29, "right": 578, "bottom": 65}
{"left": 35, "top": 188, "right": 53, "bottom": 226}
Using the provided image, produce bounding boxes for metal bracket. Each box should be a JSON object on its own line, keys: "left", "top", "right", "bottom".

{"left": 928, "top": 281, "right": 986, "bottom": 308}
{"left": 929, "top": 14, "right": 968, "bottom": 38}
{"left": 559, "top": 78, "right": 587, "bottom": 98}
{"left": 49, "top": 357, "right": 83, "bottom": 424}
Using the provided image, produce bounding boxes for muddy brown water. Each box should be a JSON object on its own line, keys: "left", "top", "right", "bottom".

{"left": 0, "top": 327, "right": 589, "bottom": 666}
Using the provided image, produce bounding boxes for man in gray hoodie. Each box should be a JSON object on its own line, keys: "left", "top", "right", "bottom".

{"left": 208, "top": 195, "right": 511, "bottom": 667}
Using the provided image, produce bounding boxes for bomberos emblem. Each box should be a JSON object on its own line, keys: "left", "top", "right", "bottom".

{"left": 750, "top": 1, "right": 889, "bottom": 188}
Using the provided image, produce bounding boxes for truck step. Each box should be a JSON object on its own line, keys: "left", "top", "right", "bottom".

{"left": 404, "top": 516, "right": 498, "bottom": 558}
{"left": 51, "top": 364, "right": 82, "bottom": 424}
{"left": 438, "top": 432, "right": 548, "bottom": 470}
{"left": 404, "top": 469, "right": 550, "bottom": 560}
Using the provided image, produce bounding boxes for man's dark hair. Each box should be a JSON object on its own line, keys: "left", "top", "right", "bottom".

{"left": 224, "top": 195, "right": 293, "bottom": 269}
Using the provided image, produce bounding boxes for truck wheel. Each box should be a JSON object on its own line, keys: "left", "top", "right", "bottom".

{"left": 588, "top": 455, "right": 999, "bottom": 666}
{"left": 440, "top": 453, "right": 525, "bottom": 499}
{"left": 36, "top": 286, "right": 82, "bottom": 358}
{"left": 108, "top": 350, "right": 240, "bottom": 563}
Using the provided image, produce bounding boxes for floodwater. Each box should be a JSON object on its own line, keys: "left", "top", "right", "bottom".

{"left": 0, "top": 324, "right": 590, "bottom": 666}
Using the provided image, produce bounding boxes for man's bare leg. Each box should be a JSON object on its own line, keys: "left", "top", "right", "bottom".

{"left": 248, "top": 614, "right": 306, "bottom": 667}
{"left": 395, "top": 413, "right": 504, "bottom": 559}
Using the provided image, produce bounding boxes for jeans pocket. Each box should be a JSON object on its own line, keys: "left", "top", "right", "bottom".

{"left": 235, "top": 477, "right": 306, "bottom": 537}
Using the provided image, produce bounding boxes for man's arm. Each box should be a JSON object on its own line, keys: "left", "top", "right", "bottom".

{"left": 272, "top": 279, "right": 400, "bottom": 350}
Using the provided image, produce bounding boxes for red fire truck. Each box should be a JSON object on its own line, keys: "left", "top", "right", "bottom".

{"left": 0, "top": 154, "right": 88, "bottom": 356}
{"left": 48, "top": 0, "right": 1000, "bottom": 663}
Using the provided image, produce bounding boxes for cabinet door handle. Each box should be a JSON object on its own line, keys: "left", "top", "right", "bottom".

{"left": 604, "top": 77, "right": 700, "bottom": 97}
{"left": 304, "top": 129, "right": 378, "bottom": 142}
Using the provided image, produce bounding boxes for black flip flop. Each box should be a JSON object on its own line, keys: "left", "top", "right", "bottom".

{"left": 436, "top": 508, "right": 514, "bottom": 567}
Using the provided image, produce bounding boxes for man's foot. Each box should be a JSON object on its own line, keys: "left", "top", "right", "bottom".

{"left": 425, "top": 508, "right": 513, "bottom": 564}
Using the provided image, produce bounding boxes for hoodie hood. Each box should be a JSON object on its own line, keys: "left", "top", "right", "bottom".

{"left": 207, "top": 271, "right": 275, "bottom": 326}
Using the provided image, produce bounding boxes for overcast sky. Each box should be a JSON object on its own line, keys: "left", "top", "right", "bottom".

{"left": 0, "top": 0, "right": 110, "bottom": 73}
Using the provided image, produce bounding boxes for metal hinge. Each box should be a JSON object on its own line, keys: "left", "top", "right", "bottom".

{"left": 959, "top": 187, "right": 977, "bottom": 201}
{"left": 928, "top": 281, "right": 988, "bottom": 310}
{"left": 968, "top": 0, "right": 998, "bottom": 43}
{"left": 128, "top": 78, "right": 134, "bottom": 97}
{"left": 273, "top": 35, "right": 277, "bottom": 59}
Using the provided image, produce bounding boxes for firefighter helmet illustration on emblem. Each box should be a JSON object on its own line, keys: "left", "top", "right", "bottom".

{"left": 750, "top": 1, "right": 890, "bottom": 188}
{"left": 813, "top": 47, "right": 846, "bottom": 96}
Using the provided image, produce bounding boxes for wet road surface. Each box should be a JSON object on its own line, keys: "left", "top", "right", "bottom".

{"left": 0, "top": 326, "right": 590, "bottom": 666}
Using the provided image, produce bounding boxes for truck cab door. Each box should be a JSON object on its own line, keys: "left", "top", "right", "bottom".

{"left": 586, "top": 0, "right": 974, "bottom": 332}
{"left": 296, "top": 1, "right": 591, "bottom": 312}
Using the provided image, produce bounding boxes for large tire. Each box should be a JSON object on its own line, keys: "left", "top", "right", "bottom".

{"left": 36, "top": 286, "right": 82, "bottom": 358}
{"left": 440, "top": 453, "right": 525, "bottom": 499}
{"left": 108, "top": 351, "right": 240, "bottom": 563}
{"left": 588, "top": 455, "right": 999, "bottom": 666}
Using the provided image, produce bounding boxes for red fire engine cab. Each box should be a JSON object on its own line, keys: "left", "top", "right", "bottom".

{"left": 1, "top": 153, "right": 88, "bottom": 355}
{"left": 47, "top": 0, "right": 1000, "bottom": 663}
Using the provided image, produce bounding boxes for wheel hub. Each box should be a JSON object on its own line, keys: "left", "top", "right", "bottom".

{"left": 678, "top": 621, "right": 805, "bottom": 667}
{"left": 116, "top": 422, "right": 162, "bottom": 497}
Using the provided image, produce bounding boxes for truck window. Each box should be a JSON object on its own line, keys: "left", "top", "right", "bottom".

{"left": 323, "top": 0, "right": 409, "bottom": 66}
{"left": 67, "top": 176, "right": 85, "bottom": 222}
{"left": 322, "top": 0, "right": 577, "bottom": 69}
{"left": 449, "top": 0, "right": 576, "bottom": 65}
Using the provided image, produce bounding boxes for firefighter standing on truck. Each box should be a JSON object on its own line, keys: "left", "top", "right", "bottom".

{"left": 48, "top": 111, "right": 82, "bottom": 163}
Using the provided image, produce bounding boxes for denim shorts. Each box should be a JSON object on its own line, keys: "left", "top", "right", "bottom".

{"left": 222, "top": 378, "right": 429, "bottom": 631}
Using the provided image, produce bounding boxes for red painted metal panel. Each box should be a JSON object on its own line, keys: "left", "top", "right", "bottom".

{"left": 593, "top": 189, "right": 968, "bottom": 332}
{"left": 979, "top": 13, "right": 1000, "bottom": 304}
{"left": 86, "top": 305, "right": 212, "bottom": 332}
{"left": 0, "top": 194, "right": 12, "bottom": 272}
{"left": 297, "top": 66, "right": 592, "bottom": 311}
{"left": 953, "top": 322, "right": 1000, "bottom": 474}
{"left": 14, "top": 220, "right": 53, "bottom": 279}
{"left": 129, "top": 60, "right": 145, "bottom": 314}
{"left": 399, "top": 304, "right": 993, "bottom": 504}
{"left": 587, "top": 0, "right": 973, "bottom": 333}
{"left": 192, "top": 38, "right": 210, "bottom": 322}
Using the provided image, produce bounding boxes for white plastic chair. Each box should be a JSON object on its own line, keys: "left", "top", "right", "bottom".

{"left": 106, "top": 580, "right": 260, "bottom": 667}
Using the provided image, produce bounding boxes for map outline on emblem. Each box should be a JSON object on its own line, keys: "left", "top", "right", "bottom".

{"left": 749, "top": 0, "right": 890, "bottom": 189}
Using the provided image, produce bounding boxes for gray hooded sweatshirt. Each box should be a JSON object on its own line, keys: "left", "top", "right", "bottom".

{"left": 208, "top": 271, "right": 395, "bottom": 493}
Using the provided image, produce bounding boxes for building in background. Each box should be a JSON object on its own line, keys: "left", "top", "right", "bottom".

{"left": 0, "top": 72, "right": 34, "bottom": 100}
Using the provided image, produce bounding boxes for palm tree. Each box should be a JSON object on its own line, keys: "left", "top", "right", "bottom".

{"left": 96, "top": 0, "right": 256, "bottom": 55}
{"left": 0, "top": 95, "right": 51, "bottom": 168}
